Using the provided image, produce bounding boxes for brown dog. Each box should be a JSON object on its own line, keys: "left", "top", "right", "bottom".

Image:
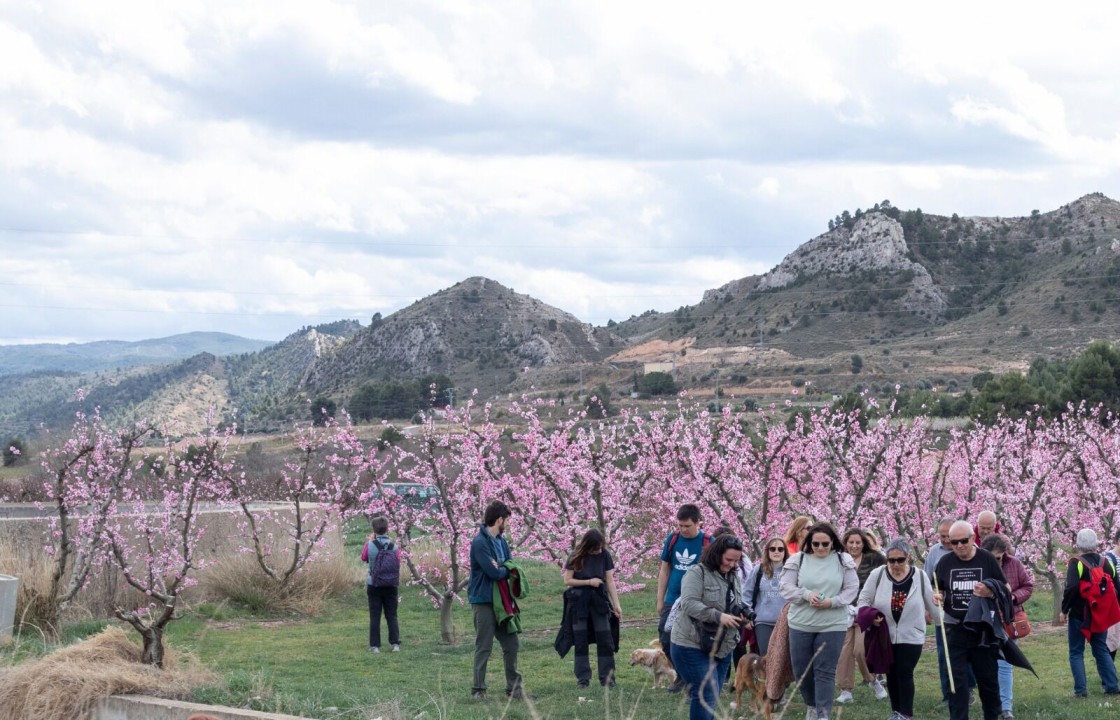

{"left": 629, "top": 639, "right": 676, "bottom": 688}
{"left": 732, "top": 653, "right": 770, "bottom": 719}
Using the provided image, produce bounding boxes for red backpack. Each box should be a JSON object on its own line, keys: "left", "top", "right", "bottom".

{"left": 1076, "top": 556, "right": 1120, "bottom": 638}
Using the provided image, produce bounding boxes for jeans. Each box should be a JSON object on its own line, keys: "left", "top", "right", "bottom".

{"left": 885, "top": 643, "right": 923, "bottom": 717}
{"left": 366, "top": 585, "right": 400, "bottom": 648}
{"left": 1068, "top": 613, "right": 1120, "bottom": 695}
{"left": 946, "top": 624, "right": 1000, "bottom": 720}
{"left": 787, "top": 628, "right": 845, "bottom": 717}
{"left": 671, "top": 643, "right": 733, "bottom": 720}
{"left": 997, "top": 659, "right": 1013, "bottom": 712}
{"left": 472, "top": 603, "right": 522, "bottom": 694}
{"left": 755, "top": 623, "right": 775, "bottom": 657}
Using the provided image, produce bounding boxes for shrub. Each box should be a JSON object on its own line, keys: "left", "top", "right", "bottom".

{"left": 199, "top": 552, "right": 359, "bottom": 616}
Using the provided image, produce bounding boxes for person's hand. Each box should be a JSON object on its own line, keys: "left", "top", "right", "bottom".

{"left": 587, "top": 577, "right": 603, "bottom": 588}
{"left": 872, "top": 616, "right": 883, "bottom": 626}
{"left": 933, "top": 591, "right": 943, "bottom": 606}
{"left": 613, "top": 606, "right": 622, "bottom": 619}
{"left": 805, "top": 591, "right": 821, "bottom": 604}
{"left": 972, "top": 582, "right": 992, "bottom": 598}
{"left": 809, "top": 595, "right": 831, "bottom": 609}
{"left": 719, "top": 613, "right": 743, "bottom": 628}
{"left": 491, "top": 559, "right": 499, "bottom": 569}
{"left": 656, "top": 599, "right": 664, "bottom": 615}
{"left": 925, "top": 611, "right": 932, "bottom": 624}
{"left": 1059, "top": 612, "right": 1067, "bottom": 623}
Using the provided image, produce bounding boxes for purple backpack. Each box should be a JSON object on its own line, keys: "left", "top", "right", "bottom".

{"left": 369, "top": 539, "right": 401, "bottom": 588}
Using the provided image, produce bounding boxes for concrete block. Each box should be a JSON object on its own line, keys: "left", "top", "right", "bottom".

{"left": 94, "top": 695, "right": 311, "bottom": 720}
{"left": 0, "top": 574, "right": 17, "bottom": 642}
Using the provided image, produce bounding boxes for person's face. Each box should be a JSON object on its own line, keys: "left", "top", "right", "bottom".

{"left": 845, "top": 534, "right": 865, "bottom": 555}
{"left": 886, "top": 551, "right": 909, "bottom": 573}
{"left": 590, "top": 544, "right": 603, "bottom": 555}
{"left": 938, "top": 523, "right": 953, "bottom": 548}
{"left": 949, "top": 530, "right": 974, "bottom": 559}
{"left": 766, "top": 542, "right": 787, "bottom": 564}
{"left": 977, "top": 516, "right": 996, "bottom": 537}
{"left": 810, "top": 532, "right": 833, "bottom": 558}
{"left": 796, "top": 526, "right": 809, "bottom": 542}
{"left": 497, "top": 516, "right": 510, "bottom": 535}
{"left": 720, "top": 548, "right": 743, "bottom": 574}
{"left": 678, "top": 519, "right": 700, "bottom": 539}
{"left": 991, "top": 550, "right": 1004, "bottom": 562}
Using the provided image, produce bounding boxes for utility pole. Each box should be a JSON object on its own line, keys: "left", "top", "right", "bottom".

{"left": 446, "top": 387, "right": 455, "bottom": 408}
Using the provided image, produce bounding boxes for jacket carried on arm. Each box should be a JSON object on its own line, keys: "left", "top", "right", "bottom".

{"left": 493, "top": 559, "right": 528, "bottom": 633}
{"left": 468, "top": 525, "right": 511, "bottom": 604}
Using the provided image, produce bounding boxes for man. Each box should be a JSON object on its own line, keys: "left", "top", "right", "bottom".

{"left": 1059, "top": 528, "right": 1120, "bottom": 698}
{"left": 975, "top": 511, "right": 999, "bottom": 543}
{"left": 469, "top": 500, "right": 525, "bottom": 701}
{"left": 655, "top": 503, "right": 709, "bottom": 692}
{"left": 934, "top": 520, "right": 1007, "bottom": 720}
{"left": 926, "top": 517, "right": 959, "bottom": 705}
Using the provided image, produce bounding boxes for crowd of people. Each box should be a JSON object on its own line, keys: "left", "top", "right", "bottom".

{"left": 363, "top": 501, "right": 1120, "bottom": 720}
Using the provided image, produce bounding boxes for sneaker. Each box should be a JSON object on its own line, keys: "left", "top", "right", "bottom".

{"left": 577, "top": 680, "right": 590, "bottom": 689}
{"left": 999, "top": 712, "right": 1015, "bottom": 720}
{"left": 805, "top": 708, "right": 817, "bottom": 720}
{"left": 471, "top": 690, "right": 487, "bottom": 702}
{"left": 969, "top": 691, "right": 978, "bottom": 705}
{"left": 507, "top": 687, "right": 535, "bottom": 700}
{"left": 870, "top": 679, "right": 889, "bottom": 700}
{"left": 1073, "top": 691, "right": 1088, "bottom": 698}
{"left": 836, "top": 690, "right": 854, "bottom": 704}
{"left": 391, "top": 644, "right": 400, "bottom": 652}
{"left": 368, "top": 646, "right": 380, "bottom": 653}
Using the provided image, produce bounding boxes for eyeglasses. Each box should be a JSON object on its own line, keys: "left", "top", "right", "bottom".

{"left": 886, "top": 557, "right": 908, "bottom": 564}
{"left": 949, "top": 537, "right": 971, "bottom": 546}
{"left": 768, "top": 546, "right": 786, "bottom": 553}
{"left": 811, "top": 541, "right": 832, "bottom": 548}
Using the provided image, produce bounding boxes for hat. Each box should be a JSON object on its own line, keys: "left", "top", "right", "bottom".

{"left": 1076, "top": 528, "right": 1099, "bottom": 552}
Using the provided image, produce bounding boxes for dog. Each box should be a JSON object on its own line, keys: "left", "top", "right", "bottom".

{"left": 732, "top": 653, "right": 770, "bottom": 719}
{"left": 629, "top": 639, "right": 676, "bottom": 689}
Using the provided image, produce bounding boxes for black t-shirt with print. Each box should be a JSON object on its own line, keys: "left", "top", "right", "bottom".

{"left": 934, "top": 546, "right": 1006, "bottom": 623}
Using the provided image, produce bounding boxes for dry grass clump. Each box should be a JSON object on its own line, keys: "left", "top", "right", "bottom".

{"left": 0, "top": 625, "right": 214, "bottom": 720}
{"left": 199, "top": 551, "right": 360, "bottom": 615}
{"left": 0, "top": 537, "right": 60, "bottom": 638}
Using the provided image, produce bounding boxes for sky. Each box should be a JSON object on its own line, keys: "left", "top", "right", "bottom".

{"left": 4, "top": 2, "right": 1120, "bottom": 344}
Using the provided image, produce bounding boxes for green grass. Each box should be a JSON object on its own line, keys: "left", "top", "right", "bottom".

{"left": 3, "top": 553, "right": 1114, "bottom": 719}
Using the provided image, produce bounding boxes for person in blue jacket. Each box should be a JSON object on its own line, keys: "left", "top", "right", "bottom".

{"left": 469, "top": 500, "right": 525, "bottom": 702}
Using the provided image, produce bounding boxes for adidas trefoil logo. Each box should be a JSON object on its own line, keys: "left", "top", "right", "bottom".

{"left": 674, "top": 548, "right": 697, "bottom": 569}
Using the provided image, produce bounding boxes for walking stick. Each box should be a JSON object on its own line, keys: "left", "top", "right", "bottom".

{"left": 932, "top": 571, "right": 955, "bottom": 694}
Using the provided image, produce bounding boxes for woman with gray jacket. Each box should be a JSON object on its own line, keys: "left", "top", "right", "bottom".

{"left": 857, "top": 538, "right": 938, "bottom": 720}
{"left": 671, "top": 534, "right": 747, "bottom": 720}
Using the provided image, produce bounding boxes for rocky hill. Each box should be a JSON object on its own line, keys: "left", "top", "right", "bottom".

{"left": 305, "top": 277, "right": 621, "bottom": 399}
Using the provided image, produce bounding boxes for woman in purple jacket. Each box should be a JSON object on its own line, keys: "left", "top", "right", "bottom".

{"left": 980, "top": 533, "right": 1033, "bottom": 720}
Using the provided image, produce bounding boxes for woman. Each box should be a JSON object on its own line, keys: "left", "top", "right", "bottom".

{"left": 836, "top": 527, "right": 888, "bottom": 704}
{"left": 671, "top": 534, "right": 747, "bottom": 720}
{"left": 784, "top": 516, "right": 813, "bottom": 556}
{"left": 744, "top": 535, "right": 790, "bottom": 655}
{"left": 780, "top": 521, "right": 859, "bottom": 720}
{"left": 857, "top": 538, "right": 937, "bottom": 720}
{"left": 562, "top": 529, "right": 623, "bottom": 687}
{"left": 981, "top": 533, "right": 1034, "bottom": 718}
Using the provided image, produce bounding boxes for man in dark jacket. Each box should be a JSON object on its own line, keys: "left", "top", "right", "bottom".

{"left": 469, "top": 500, "right": 525, "bottom": 701}
{"left": 1059, "top": 528, "right": 1120, "bottom": 698}
{"left": 935, "top": 521, "right": 1007, "bottom": 720}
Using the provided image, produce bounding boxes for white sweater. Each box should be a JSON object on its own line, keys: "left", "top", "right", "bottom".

{"left": 856, "top": 565, "right": 938, "bottom": 646}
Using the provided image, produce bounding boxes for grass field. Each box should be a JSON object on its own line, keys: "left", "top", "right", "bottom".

{"left": 3, "top": 531, "right": 1117, "bottom": 720}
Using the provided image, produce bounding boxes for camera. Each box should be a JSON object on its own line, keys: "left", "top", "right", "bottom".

{"left": 730, "top": 603, "right": 755, "bottom": 622}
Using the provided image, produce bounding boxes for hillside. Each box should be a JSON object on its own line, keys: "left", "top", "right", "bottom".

{"left": 304, "top": 277, "right": 621, "bottom": 399}
{"left": 0, "top": 332, "right": 274, "bottom": 376}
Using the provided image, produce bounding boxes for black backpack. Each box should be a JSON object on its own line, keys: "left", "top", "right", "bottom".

{"left": 369, "top": 539, "right": 401, "bottom": 588}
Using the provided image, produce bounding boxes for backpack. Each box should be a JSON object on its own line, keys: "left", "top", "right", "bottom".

{"left": 1076, "top": 556, "right": 1120, "bottom": 636}
{"left": 369, "top": 539, "right": 401, "bottom": 588}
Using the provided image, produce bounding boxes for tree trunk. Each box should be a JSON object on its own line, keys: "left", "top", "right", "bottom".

{"left": 439, "top": 593, "right": 456, "bottom": 645}
{"left": 1048, "top": 571, "right": 1064, "bottom": 625}
{"left": 140, "top": 626, "right": 165, "bottom": 667}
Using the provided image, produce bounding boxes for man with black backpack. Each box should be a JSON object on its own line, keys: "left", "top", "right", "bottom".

{"left": 362, "top": 515, "right": 401, "bottom": 653}
{"left": 1060, "top": 528, "right": 1120, "bottom": 698}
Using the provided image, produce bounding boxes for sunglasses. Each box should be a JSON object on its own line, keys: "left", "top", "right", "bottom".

{"left": 886, "top": 557, "right": 908, "bottom": 564}
{"left": 949, "top": 537, "right": 971, "bottom": 546}
{"left": 811, "top": 541, "right": 832, "bottom": 548}
{"left": 768, "top": 546, "right": 786, "bottom": 552}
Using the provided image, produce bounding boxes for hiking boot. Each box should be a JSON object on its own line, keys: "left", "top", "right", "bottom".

{"left": 836, "top": 690, "right": 854, "bottom": 704}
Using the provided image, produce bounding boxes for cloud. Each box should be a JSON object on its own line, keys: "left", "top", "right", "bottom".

{"left": 3, "top": 2, "right": 1120, "bottom": 344}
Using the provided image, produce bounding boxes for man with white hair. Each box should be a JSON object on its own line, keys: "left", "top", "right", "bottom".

{"left": 934, "top": 520, "right": 1007, "bottom": 720}
{"left": 1059, "top": 528, "right": 1120, "bottom": 698}
{"left": 975, "top": 511, "right": 999, "bottom": 543}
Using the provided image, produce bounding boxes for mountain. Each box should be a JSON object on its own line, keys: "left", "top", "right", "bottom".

{"left": 610, "top": 193, "right": 1120, "bottom": 393}
{"left": 0, "top": 332, "right": 274, "bottom": 376}
{"left": 305, "top": 277, "right": 621, "bottom": 399}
